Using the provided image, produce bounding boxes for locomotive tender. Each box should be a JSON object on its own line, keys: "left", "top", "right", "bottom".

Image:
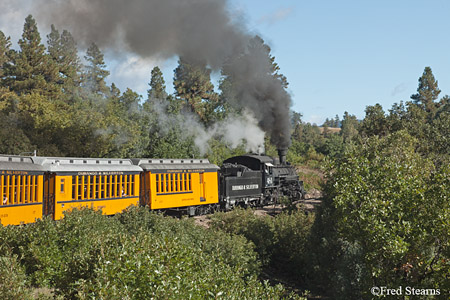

{"left": 0, "top": 151, "right": 305, "bottom": 226}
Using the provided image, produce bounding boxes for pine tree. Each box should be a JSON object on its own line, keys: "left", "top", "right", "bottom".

{"left": 7, "top": 15, "right": 60, "bottom": 97}
{"left": 173, "top": 57, "right": 219, "bottom": 125}
{"left": 291, "top": 111, "right": 303, "bottom": 128}
{"left": 334, "top": 114, "right": 340, "bottom": 127}
{"left": 250, "top": 35, "right": 288, "bottom": 89}
{"left": 386, "top": 101, "right": 407, "bottom": 132}
{"left": 411, "top": 66, "right": 440, "bottom": 114}
{"left": 109, "top": 83, "right": 121, "bottom": 101}
{"left": 147, "top": 66, "right": 167, "bottom": 100}
{"left": 144, "top": 66, "right": 170, "bottom": 113}
{"left": 83, "top": 42, "right": 109, "bottom": 95}
{"left": 340, "top": 111, "right": 359, "bottom": 142}
{"left": 120, "top": 88, "right": 141, "bottom": 115}
{"left": 219, "top": 35, "right": 289, "bottom": 111}
{"left": 322, "top": 118, "right": 331, "bottom": 127}
{"left": 47, "top": 25, "right": 81, "bottom": 90}
{"left": 219, "top": 35, "right": 291, "bottom": 148}
{"left": 0, "top": 30, "right": 12, "bottom": 82}
{"left": 360, "top": 103, "right": 388, "bottom": 137}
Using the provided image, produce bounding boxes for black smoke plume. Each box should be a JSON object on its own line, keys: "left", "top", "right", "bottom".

{"left": 30, "top": 0, "right": 292, "bottom": 148}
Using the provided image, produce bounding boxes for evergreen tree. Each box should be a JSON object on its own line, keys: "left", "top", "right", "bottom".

{"left": 173, "top": 57, "right": 219, "bottom": 125}
{"left": 83, "top": 42, "right": 109, "bottom": 95}
{"left": 250, "top": 35, "right": 288, "bottom": 89}
{"left": 438, "top": 94, "right": 450, "bottom": 110}
{"left": 292, "top": 121, "right": 303, "bottom": 142}
{"left": 109, "top": 83, "right": 121, "bottom": 101}
{"left": 46, "top": 25, "right": 61, "bottom": 70}
{"left": 218, "top": 69, "right": 239, "bottom": 118}
{"left": 120, "top": 88, "right": 141, "bottom": 116}
{"left": 322, "top": 118, "right": 332, "bottom": 127}
{"left": 219, "top": 35, "right": 289, "bottom": 114}
{"left": 301, "top": 123, "right": 325, "bottom": 149}
{"left": 340, "top": 111, "right": 359, "bottom": 142}
{"left": 147, "top": 66, "right": 167, "bottom": 100}
{"left": 322, "top": 124, "right": 330, "bottom": 138}
{"left": 334, "top": 114, "right": 340, "bottom": 127}
{"left": 411, "top": 66, "right": 440, "bottom": 115}
{"left": 360, "top": 103, "right": 388, "bottom": 137}
{"left": 47, "top": 25, "right": 81, "bottom": 90}
{"left": 7, "top": 15, "right": 60, "bottom": 97}
{"left": 386, "top": 101, "right": 407, "bottom": 132}
{"left": 144, "top": 66, "right": 170, "bottom": 114}
{"left": 322, "top": 117, "right": 341, "bottom": 128}
{"left": 427, "top": 111, "right": 450, "bottom": 163}
{"left": 0, "top": 30, "right": 12, "bottom": 82}
{"left": 291, "top": 111, "right": 302, "bottom": 128}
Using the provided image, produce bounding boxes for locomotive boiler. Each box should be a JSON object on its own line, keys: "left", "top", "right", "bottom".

{"left": 219, "top": 149, "right": 306, "bottom": 209}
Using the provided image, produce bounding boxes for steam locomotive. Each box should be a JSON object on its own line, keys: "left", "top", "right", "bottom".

{"left": 220, "top": 149, "right": 306, "bottom": 210}
{"left": 0, "top": 149, "right": 305, "bottom": 226}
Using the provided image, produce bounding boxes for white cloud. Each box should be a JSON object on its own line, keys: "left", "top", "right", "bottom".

{"left": 106, "top": 53, "right": 162, "bottom": 97}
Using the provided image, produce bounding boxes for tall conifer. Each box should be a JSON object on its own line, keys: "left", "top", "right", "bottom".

{"left": 411, "top": 66, "right": 441, "bottom": 114}
{"left": 9, "top": 15, "right": 59, "bottom": 97}
{"left": 173, "top": 57, "right": 219, "bottom": 125}
{"left": 0, "top": 31, "right": 12, "bottom": 82}
{"left": 147, "top": 66, "right": 167, "bottom": 100}
{"left": 47, "top": 25, "right": 81, "bottom": 90}
{"left": 83, "top": 42, "right": 109, "bottom": 95}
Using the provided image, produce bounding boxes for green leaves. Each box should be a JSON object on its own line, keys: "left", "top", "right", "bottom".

{"left": 324, "top": 130, "right": 450, "bottom": 293}
{"left": 209, "top": 208, "right": 315, "bottom": 282}
{"left": 0, "top": 207, "right": 298, "bottom": 299}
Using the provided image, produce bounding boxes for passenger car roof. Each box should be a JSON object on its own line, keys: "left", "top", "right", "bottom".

{"left": 0, "top": 155, "right": 45, "bottom": 172}
{"left": 33, "top": 156, "right": 142, "bottom": 173}
{"left": 131, "top": 158, "right": 219, "bottom": 171}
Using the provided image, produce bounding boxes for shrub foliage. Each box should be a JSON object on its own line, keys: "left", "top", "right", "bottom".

{"left": 0, "top": 207, "right": 302, "bottom": 299}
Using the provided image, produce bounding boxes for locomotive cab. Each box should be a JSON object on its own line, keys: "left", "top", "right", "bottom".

{"left": 263, "top": 162, "right": 275, "bottom": 187}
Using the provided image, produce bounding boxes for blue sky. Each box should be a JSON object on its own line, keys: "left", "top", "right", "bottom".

{"left": 2, "top": 0, "right": 450, "bottom": 125}
{"left": 226, "top": 0, "right": 450, "bottom": 124}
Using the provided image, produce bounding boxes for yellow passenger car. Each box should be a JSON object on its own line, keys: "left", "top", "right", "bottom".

{"left": 132, "top": 158, "right": 219, "bottom": 215}
{"left": 36, "top": 157, "right": 142, "bottom": 220}
{"left": 0, "top": 155, "right": 45, "bottom": 226}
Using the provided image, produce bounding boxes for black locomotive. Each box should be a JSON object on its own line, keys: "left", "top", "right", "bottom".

{"left": 219, "top": 149, "right": 306, "bottom": 210}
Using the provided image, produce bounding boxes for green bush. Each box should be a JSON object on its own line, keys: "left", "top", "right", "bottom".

{"left": 272, "top": 210, "right": 315, "bottom": 278}
{"left": 310, "top": 131, "right": 450, "bottom": 299}
{"left": 209, "top": 208, "right": 276, "bottom": 265}
{"left": 117, "top": 206, "right": 261, "bottom": 277}
{"left": 0, "top": 251, "right": 34, "bottom": 300}
{"left": 0, "top": 207, "right": 301, "bottom": 299}
{"left": 209, "top": 208, "right": 315, "bottom": 282}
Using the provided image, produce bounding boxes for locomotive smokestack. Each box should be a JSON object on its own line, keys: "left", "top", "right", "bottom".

{"left": 278, "top": 148, "right": 287, "bottom": 165}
